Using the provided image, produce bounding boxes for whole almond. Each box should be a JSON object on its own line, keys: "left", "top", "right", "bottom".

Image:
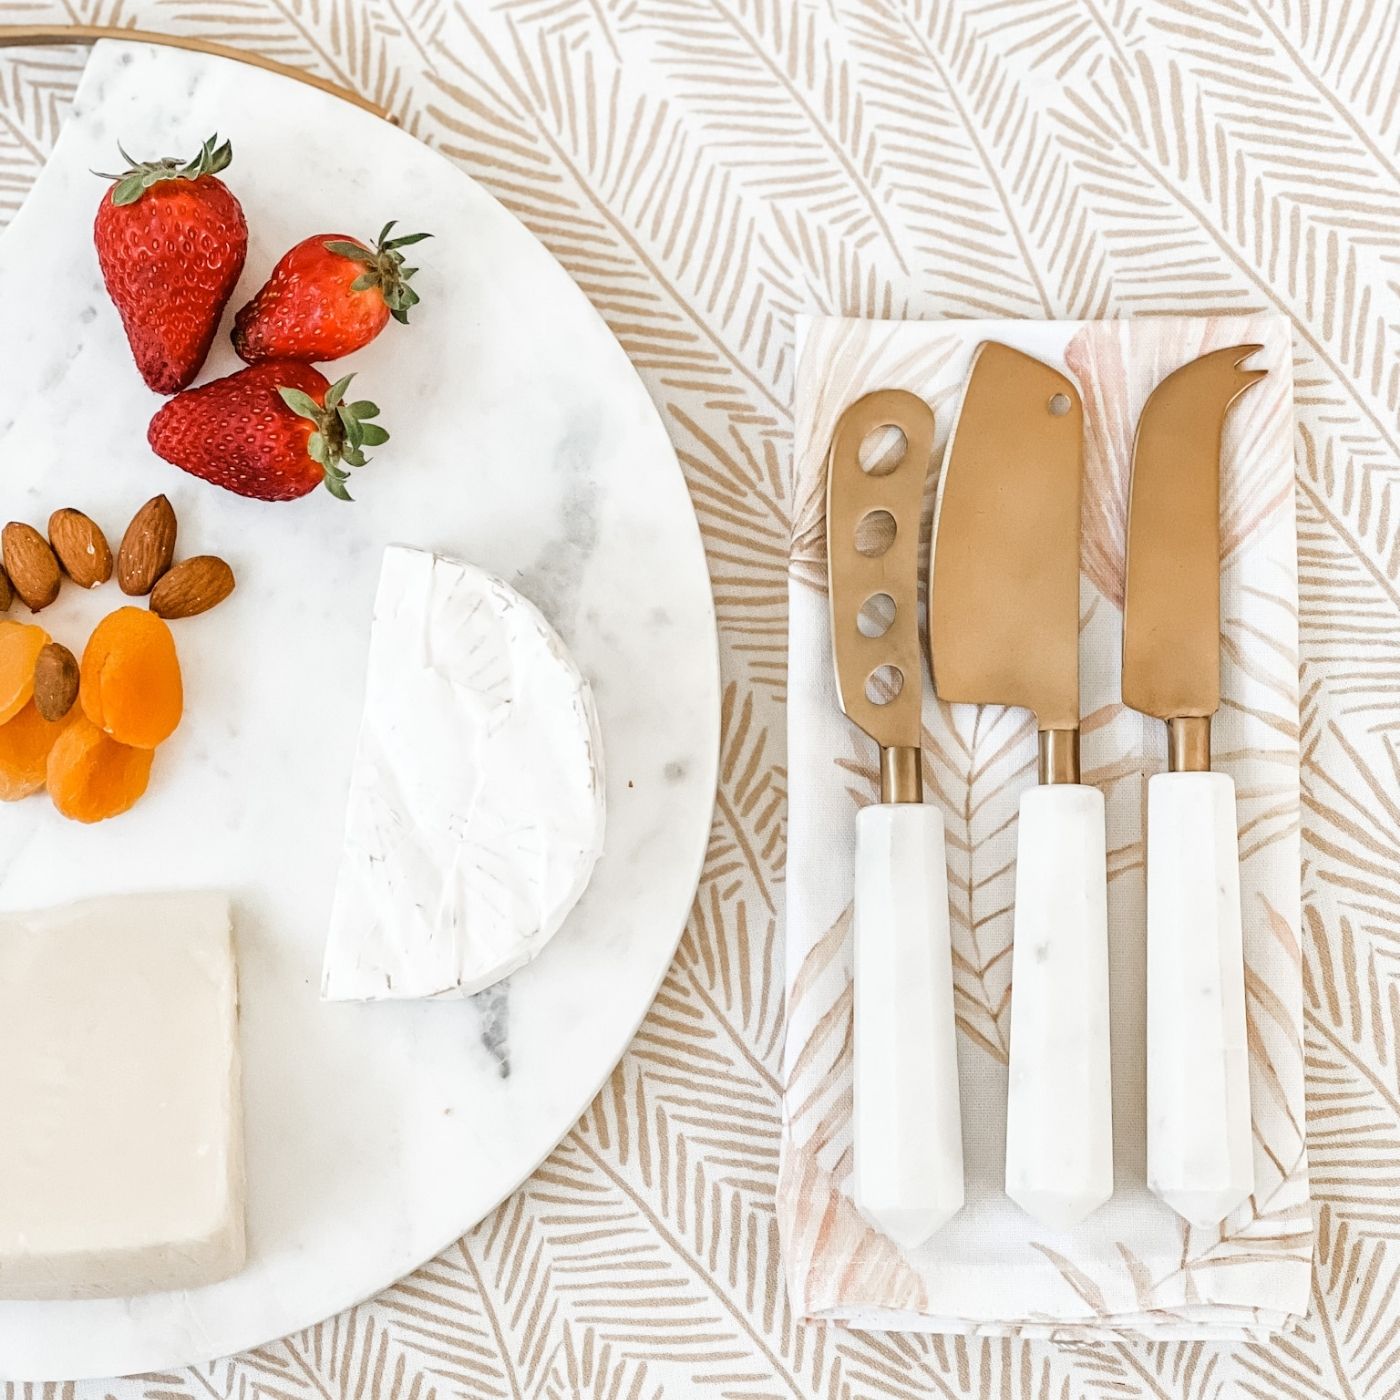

{"left": 0, "top": 566, "right": 12, "bottom": 613}
{"left": 149, "top": 555, "right": 236, "bottom": 619}
{"left": 33, "top": 641, "right": 78, "bottom": 721}
{"left": 48, "top": 508, "right": 113, "bottom": 589}
{"left": 117, "top": 495, "right": 177, "bottom": 596}
{"left": 2, "top": 522, "right": 61, "bottom": 612}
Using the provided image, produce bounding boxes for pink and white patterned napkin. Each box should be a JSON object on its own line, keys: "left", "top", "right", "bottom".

{"left": 779, "top": 314, "right": 1311, "bottom": 1338}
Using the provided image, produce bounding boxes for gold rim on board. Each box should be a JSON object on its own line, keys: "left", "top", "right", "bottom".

{"left": 0, "top": 25, "right": 394, "bottom": 123}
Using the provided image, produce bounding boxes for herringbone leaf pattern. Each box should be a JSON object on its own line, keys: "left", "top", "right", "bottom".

{"left": 0, "top": 0, "right": 1395, "bottom": 1393}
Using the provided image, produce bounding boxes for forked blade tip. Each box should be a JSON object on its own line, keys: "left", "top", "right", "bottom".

{"left": 1233, "top": 342, "right": 1266, "bottom": 374}
{"left": 1184, "top": 343, "right": 1266, "bottom": 403}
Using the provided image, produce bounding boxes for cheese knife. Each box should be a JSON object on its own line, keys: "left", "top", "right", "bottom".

{"left": 930, "top": 342, "right": 1113, "bottom": 1229}
{"left": 827, "top": 389, "right": 964, "bottom": 1247}
{"left": 1122, "top": 344, "right": 1266, "bottom": 1227}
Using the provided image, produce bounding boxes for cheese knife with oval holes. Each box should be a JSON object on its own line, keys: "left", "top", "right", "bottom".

{"left": 931, "top": 342, "right": 1112, "bottom": 1230}
{"left": 827, "top": 389, "right": 964, "bottom": 1247}
{"left": 1122, "top": 344, "right": 1267, "bottom": 1228}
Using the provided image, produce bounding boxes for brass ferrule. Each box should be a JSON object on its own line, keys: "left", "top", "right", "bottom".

{"left": 1167, "top": 716, "right": 1212, "bottom": 773}
{"left": 881, "top": 746, "right": 922, "bottom": 804}
{"left": 1037, "top": 728, "right": 1080, "bottom": 785}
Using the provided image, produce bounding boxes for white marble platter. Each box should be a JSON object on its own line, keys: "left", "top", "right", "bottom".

{"left": 0, "top": 41, "right": 718, "bottom": 1381}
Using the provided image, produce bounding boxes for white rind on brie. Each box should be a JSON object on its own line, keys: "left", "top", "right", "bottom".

{"left": 321, "top": 546, "right": 606, "bottom": 1002}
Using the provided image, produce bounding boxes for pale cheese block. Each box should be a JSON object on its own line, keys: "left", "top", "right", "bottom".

{"left": 0, "top": 892, "right": 246, "bottom": 1300}
{"left": 321, "top": 546, "right": 606, "bottom": 1001}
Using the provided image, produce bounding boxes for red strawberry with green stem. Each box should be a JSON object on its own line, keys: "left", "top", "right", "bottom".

{"left": 94, "top": 134, "right": 248, "bottom": 394}
{"left": 147, "top": 361, "right": 388, "bottom": 502}
{"left": 232, "top": 221, "right": 430, "bottom": 364}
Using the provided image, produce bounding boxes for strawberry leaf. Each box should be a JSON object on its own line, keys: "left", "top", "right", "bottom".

{"left": 318, "top": 221, "right": 435, "bottom": 324}
{"left": 321, "top": 466, "right": 354, "bottom": 502}
{"left": 338, "top": 409, "right": 365, "bottom": 450}
{"left": 100, "top": 134, "right": 232, "bottom": 202}
{"left": 279, "top": 376, "right": 389, "bottom": 499}
{"left": 324, "top": 239, "right": 376, "bottom": 263}
{"left": 279, "top": 387, "right": 324, "bottom": 421}
{"left": 111, "top": 173, "right": 148, "bottom": 206}
{"left": 324, "top": 375, "right": 354, "bottom": 410}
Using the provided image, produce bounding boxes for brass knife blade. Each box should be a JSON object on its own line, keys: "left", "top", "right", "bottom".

{"left": 930, "top": 342, "right": 1083, "bottom": 734}
{"left": 1121, "top": 345, "right": 1266, "bottom": 725}
{"left": 826, "top": 390, "right": 934, "bottom": 762}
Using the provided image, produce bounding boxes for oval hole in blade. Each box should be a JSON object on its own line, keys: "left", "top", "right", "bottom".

{"left": 854, "top": 509, "right": 896, "bottom": 557}
{"left": 1048, "top": 392, "right": 1071, "bottom": 417}
{"left": 864, "top": 664, "right": 904, "bottom": 705}
{"left": 857, "top": 592, "right": 896, "bottom": 638}
{"left": 858, "top": 424, "right": 907, "bottom": 476}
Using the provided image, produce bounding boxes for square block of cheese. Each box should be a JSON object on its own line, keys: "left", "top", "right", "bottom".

{"left": 0, "top": 892, "right": 246, "bottom": 1300}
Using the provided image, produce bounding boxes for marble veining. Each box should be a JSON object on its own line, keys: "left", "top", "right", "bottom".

{"left": 0, "top": 41, "right": 718, "bottom": 1381}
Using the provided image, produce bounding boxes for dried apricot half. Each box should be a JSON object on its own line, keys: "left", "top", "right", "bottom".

{"left": 47, "top": 714, "right": 153, "bottom": 823}
{"left": 0, "top": 620, "right": 50, "bottom": 725}
{"left": 79, "top": 607, "right": 182, "bottom": 749}
{"left": 0, "top": 700, "right": 73, "bottom": 801}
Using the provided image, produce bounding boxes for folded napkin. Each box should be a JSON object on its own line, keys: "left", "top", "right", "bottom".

{"left": 778, "top": 314, "right": 1311, "bottom": 1338}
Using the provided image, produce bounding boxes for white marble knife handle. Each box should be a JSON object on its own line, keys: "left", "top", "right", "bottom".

{"left": 853, "top": 802, "right": 964, "bottom": 1247}
{"left": 1004, "top": 783, "right": 1113, "bottom": 1229}
{"left": 1146, "top": 770, "right": 1254, "bottom": 1226}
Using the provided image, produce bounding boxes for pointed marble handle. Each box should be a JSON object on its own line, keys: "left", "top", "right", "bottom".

{"left": 853, "top": 802, "right": 964, "bottom": 1247}
{"left": 1146, "top": 771, "right": 1254, "bottom": 1226}
{"left": 1004, "top": 783, "right": 1114, "bottom": 1229}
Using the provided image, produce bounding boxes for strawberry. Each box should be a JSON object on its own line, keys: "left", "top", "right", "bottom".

{"left": 147, "top": 361, "right": 388, "bottom": 502}
{"left": 232, "top": 221, "right": 429, "bottom": 364}
{"left": 94, "top": 135, "right": 248, "bottom": 394}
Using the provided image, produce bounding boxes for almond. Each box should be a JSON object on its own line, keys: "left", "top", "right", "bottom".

{"left": 48, "top": 508, "right": 113, "bottom": 589}
{"left": 2, "top": 522, "right": 61, "bottom": 612}
{"left": 33, "top": 641, "right": 78, "bottom": 721}
{"left": 0, "top": 567, "right": 12, "bottom": 613}
{"left": 117, "top": 495, "right": 177, "bottom": 596}
{"left": 149, "top": 555, "right": 236, "bottom": 619}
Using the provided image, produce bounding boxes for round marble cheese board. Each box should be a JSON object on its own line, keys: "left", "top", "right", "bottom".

{"left": 0, "top": 41, "right": 718, "bottom": 1381}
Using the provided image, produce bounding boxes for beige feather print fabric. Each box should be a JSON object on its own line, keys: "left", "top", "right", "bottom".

{"left": 782, "top": 313, "right": 1308, "bottom": 1338}
{"left": 0, "top": 1, "right": 1397, "bottom": 1395}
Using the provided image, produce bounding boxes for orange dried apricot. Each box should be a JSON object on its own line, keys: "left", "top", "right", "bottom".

{"left": 46, "top": 714, "right": 153, "bottom": 823}
{"left": 0, "top": 620, "right": 50, "bottom": 725}
{"left": 79, "top": 607, "right": 182, "bottom": 749}
{"left": 0, "top": 700, "right": 72, "bottom": 801}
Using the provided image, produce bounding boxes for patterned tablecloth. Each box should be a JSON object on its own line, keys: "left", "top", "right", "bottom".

{"left": 0, "top": 3, "right": 1395, "bottom": 1396}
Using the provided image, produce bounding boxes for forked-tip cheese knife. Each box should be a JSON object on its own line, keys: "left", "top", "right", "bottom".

{"left": 827, "top": 389, "right": 964, "bottom": 1247}
{"left": 931, "top": 342, "right": 1113, "bottom": 1230}
{"left": 1122, "top": 344, "right": 1266, "bottom": 1228}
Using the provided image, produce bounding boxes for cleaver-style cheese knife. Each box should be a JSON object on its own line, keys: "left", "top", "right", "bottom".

{"left": 827, "top": 389, "right": 964, "bottom": 1248}
{"left": 931, "top": 342, "right": 1113, "bottom": 1229}
{"left": 1122, "top": 344, "right": 1266, "bottom": 1227}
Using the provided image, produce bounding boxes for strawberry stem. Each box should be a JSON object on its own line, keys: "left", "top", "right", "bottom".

{"left": 278, "top": 375, "right": 389, "bottom": 502}
{"left": 323, "top": 220, "right": 431, "bottom": 324}
{"left": 98, "top": 134, "right": 233, "bottom": 206}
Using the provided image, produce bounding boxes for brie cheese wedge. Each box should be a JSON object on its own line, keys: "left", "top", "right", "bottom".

{"left": 0, "top": 892, "right": 245, "bottom": 1300}
{"left": 321, "top": 546, "right": 606, "bottom": 1001}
